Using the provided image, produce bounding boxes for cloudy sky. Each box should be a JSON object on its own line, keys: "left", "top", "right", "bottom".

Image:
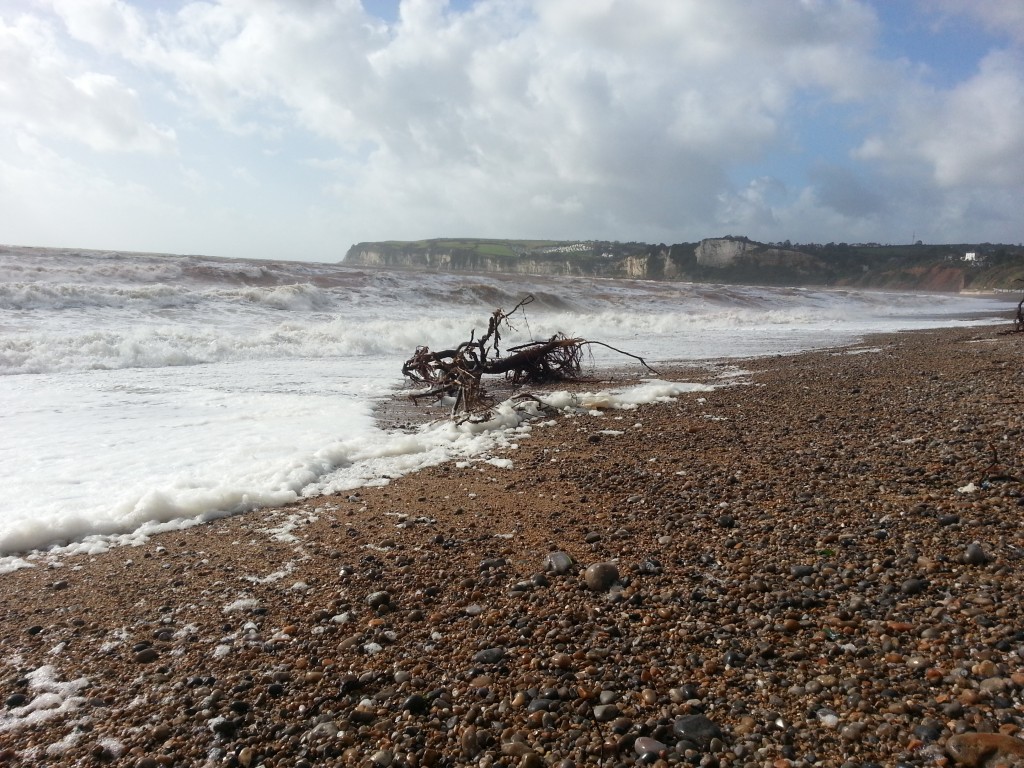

{"left": 1, "top": 0, "right": 1022, "bottom": 261}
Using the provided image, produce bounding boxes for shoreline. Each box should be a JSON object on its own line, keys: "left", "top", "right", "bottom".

{"left": 3, "top": 323, "right": 1024, "bottom": 766}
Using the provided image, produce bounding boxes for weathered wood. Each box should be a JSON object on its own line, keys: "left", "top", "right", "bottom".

{"left": 401, "top": 295, "right": 656, "bottom": 414}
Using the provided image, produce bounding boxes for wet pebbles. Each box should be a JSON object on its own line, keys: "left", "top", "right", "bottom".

{"left": 2, "top": 325, "right": 1024, "bottom": 767}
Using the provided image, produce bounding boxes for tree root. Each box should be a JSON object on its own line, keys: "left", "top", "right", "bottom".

{"left": 402, "top": 295, "right": 658, "bottom": 414}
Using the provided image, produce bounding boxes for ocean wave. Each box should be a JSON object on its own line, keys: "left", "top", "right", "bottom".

{"left": 0, "top": 305, "right": 869, "bottom": 376}
{"left": 0, "top": 280, "right": 342, "bottom": 314}
{"left": 0, "top": 282, "right": 199, "bottom": 312}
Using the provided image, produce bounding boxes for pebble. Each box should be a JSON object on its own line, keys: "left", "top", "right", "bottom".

{"left": 635, "top": 736, "right": 667, "bottom": 757}
{"left": 583, "top": 562, "right": 619, "bottom": 591}
{"left": 473, "top": 647, "right": 506, "bottom": 664}
{"left": 592, "top": 704, "right": 619, "bottom": 722}
{"left": 543, "top": 551, "right": 574, "bottom": 574}
{"left": 900, "top": 578, "right": 927, "bottom": 595}
{"left": 4, "top": 327, "right": 1023, "bottom": 768}
{"left": 946, "top": 732, "right": 1024, "bottom": 766}
{"left": 673, "top": 714, "right": 724, "bottom": 749}
{"left": 963, "top": 542, "right": 991, "bottom": 565}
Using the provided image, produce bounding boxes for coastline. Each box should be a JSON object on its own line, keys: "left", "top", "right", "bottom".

{"left": 3, "top": 323, "right": 1024, "bottom": 766}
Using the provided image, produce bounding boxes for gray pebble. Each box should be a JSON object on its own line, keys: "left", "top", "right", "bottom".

{"left": 964, "top": 542, "right": 991, "bottom": 565}
{"left": 544, "top": 551, "right": 574, "bottom": 574}
{"left": 473, "top": 647, "right": 505, "bottom": 664}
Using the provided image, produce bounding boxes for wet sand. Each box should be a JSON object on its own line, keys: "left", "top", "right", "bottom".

{"left": 2, "top": 324, "right": 1024, "bottom": 767}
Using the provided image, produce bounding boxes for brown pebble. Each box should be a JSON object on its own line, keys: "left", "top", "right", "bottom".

{"left": 946, "top": 732, "right": 1024, "bottom": 766}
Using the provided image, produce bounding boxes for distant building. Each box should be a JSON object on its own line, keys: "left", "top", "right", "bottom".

{"left": 964, "top": 252, "right": 977, "bottom": 262}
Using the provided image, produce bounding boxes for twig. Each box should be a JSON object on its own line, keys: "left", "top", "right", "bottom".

{"left": 580, "top": 340, "right": 660, "bottom": 374}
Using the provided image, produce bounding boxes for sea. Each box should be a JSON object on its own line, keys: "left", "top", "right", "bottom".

{"left": 0, "top": 245, "right": 1012, "bottom": 571}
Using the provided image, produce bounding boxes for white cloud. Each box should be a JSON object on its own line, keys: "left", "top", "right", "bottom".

{"left": 857, "top": 49, "right": 1024, "bottom": 188}
{"left": 0, "top": 13, "right": 174, "bottom": 154}
{"left": 927, "top": 0, "right": 1024, "bottom": 45}
{"left": 43, "top": 0, "right": 148, "bottom": 52}
{"left": 2, "top": 0, "right": 1022, "bottom": 256}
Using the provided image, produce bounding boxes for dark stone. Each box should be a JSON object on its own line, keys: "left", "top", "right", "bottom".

{"left": 210, "top": 717, "right": 239, "bottom": 736}
{"left": 723, "top": 649, "right": 746, "bottom": 668}
{"left": 472, "top": 647, "right": 506, "bottom": 664}
{"left": 900, "top": 578, "right": 927, "bottom": 596}
{"left": 913, "top": 721, "right": 943, "bottom": 743}
{"left": 527, "top": 698, "right": 555, "bottom": 712}
{"left": 963, "top": 543, "right": 991, "bottom": 565}
{"left": 672, "top": 714, "right": 724, "bottom": 749}
{"left": 402, "top": 693, "right": 428, "bottom": 714}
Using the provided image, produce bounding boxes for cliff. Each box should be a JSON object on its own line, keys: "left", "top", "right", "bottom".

{"left": 343, "top": 237, "right": 1024, "bottom": 292}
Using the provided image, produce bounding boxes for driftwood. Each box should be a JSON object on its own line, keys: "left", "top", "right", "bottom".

{"left": 402, "top": 295, "right": 657, "bottom": 414}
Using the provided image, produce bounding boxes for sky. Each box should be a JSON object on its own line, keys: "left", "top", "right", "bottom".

{"left": 1, "top": 0, "right": 1022, "bottom": 262}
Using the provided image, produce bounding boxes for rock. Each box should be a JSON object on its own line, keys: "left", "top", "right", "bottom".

{"left": 946, "top": 732, "right": 1024, "bottom": 766}
{"left": 306, "top": 721, "right": 340, "bottom": 740}
{"left": 473, "top": 647, "right": 506, "bottom": 664}
{"left": 963, "top": 542, "right": 991, "bottom": 565}
{"left": 402, "top": 693, "right": 428, "bottom": 714}
{"left": 592, "top": 704, "right": 619, "bottom": 722}
{"left": 913, "top": 720, "right": 944, "bottom": 743}
{"left": 370, "top": 749, "right": 393, "bottom": 767}
{"left": 134, "top": 648, "right": 159, "bottom": 664}
{"left": 672, "top": 714, "right": 724, "bottom": 749}
{"left": 634, "top": 736, "right": 667, "bottom": 757}
{"left": 209, "top": 716, "right": 239, "bottom": 736}
{"left": 900, "top": 578, "right": 927, "bottom": 595}
{"left": 544, "top": 551, "right": 574, "bottom": 575}
{"left": 527, "top": 698, "right": 555, "bottom": 712}
{"left": 583, "top": 562, "right": 619, "bottom": 591}
{"left": 366, "top": 591, "right": 391, "bottom": 609}
{"left": 501, "top": 741, "right": 535, "bottom": 757}
{"left": 460, "top": 725, "right": 480, "bottom": 757}
{"left": 637, "top": 558, "right": 662, "bottom": 575}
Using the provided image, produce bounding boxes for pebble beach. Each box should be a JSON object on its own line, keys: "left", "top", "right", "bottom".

{"left": 3, "top": 323, "right": 1024, "bottom": 768}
